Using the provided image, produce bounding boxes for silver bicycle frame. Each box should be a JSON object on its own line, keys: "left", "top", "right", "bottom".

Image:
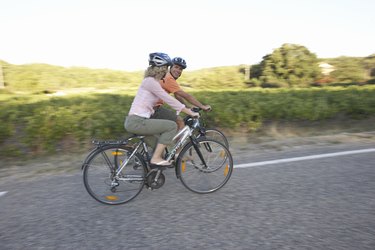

{"left": 115, "top": 139, "right": 145, "bottom": 176}
{"left": 165, "top": 119, "right": 200, "bottom": 162}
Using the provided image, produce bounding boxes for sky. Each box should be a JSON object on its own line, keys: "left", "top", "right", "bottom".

{"left": 1, "top": 0, "right": 374, "bottom": 71}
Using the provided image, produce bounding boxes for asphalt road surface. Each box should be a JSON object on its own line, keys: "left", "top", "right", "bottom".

{"left": 1, "top": 141, "right": 375, "bottom": 250}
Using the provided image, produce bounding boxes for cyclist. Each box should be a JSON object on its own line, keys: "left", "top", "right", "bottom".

{"left": 152, "top": 57, "right": 211, "bottom": 130}
{"left": 124, "top": 52, "right": 199, "bottom": 168}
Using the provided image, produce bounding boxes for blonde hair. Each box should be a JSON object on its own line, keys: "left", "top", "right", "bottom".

{"left": 144, "top": 65, "right": 168, "bottom": 81}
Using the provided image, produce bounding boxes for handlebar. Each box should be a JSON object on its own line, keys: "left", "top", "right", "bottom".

{"left": 191, "top": 106, "right": 211, "bottom": 113}
{"left": 191, "top": 107, "right": 202, "bottom": 113}
{"left": 184, "top": 107, "right": 210, "bottom": 128}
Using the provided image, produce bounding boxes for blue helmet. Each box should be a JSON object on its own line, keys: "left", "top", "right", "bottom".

{"left": 172, "top": 57, "right": 187, "bottom": 69}
{"left": 149, "top": 52, "right": 172, "bottom": 67}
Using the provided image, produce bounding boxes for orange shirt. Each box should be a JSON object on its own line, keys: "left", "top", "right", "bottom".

{"left": 156, "top": 72, "right": 183, "bottom": 106}
{"left": 160, "top": 72, "right": 182, "bottom": 94}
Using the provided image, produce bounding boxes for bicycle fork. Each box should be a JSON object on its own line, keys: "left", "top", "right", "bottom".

{"left": 192, "top": 138, "right": 209, "bottom": 169}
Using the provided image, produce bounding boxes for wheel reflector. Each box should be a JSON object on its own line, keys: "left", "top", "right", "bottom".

{"left": 224, "top": 165, "right": 229, "bottom": 176}
{"left": 105, "top": 195, "right": 119, "bottom": 201}
{"left": 112, "top": 152, "right": 123, "bottom": 156}
{"left": 220, "top": 150, "right": 226, "bottom": 158}
{"left": 181, "top": 161, "right": 186, "bottom": 173}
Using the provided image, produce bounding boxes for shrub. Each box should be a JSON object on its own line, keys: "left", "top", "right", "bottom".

{"left": 1, "top": 86, "right": 375, "bottom": 158}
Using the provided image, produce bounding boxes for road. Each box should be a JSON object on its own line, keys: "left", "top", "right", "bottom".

{"left": 1, "top": 142, "right": 375, "bottom": 250}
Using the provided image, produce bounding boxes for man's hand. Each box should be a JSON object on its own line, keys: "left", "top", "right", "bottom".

{"left": 202, "top": 105, "right": 212, "bottom": 112}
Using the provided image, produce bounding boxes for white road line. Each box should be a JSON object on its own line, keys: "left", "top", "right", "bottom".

{"left": 0, "top": 191, "right": 8, "bottom": 197}
{"left": 234, "top": 148, "right": 375, "bottom": 169}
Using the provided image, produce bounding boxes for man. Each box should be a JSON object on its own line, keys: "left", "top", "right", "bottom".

{"left": 125, "top": 52, "right": 199, "bottom": 167}
{"left": 152, "top": 57, "right": 211, "bottom": 130}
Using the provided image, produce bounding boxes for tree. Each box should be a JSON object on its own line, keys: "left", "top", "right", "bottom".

{"left": 363, "top": 54, "right": 375, "bottom": 79}
{"left": 328, "top": 56, "right": 364, "bottom": 83}
{"left": 252, "top": 43, "right": 321, "bottom": 87}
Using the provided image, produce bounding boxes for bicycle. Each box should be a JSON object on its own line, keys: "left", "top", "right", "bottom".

{"left": 82, "top": 110, "right": 234, "bottom": 205}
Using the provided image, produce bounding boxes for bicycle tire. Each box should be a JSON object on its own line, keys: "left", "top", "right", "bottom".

{"left": 83, "top": 144, "right": 146, "bottom": 205}
{"left": 176, "top": 138, "right": 233, "bottom": 194}
{"left": 196, "top": 128, "right": 229, "bottom": 148}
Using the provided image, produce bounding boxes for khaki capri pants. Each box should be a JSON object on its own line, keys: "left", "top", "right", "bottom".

{"left": 124, "top": 115, "right": 177, "bottom": 145}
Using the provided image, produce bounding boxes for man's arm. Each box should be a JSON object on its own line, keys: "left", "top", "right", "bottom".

{"left": 174, "top": 90, "right": 211, "bottom": 111}
{"left": 174, "top": 93, "right": 187, "bottom": 106}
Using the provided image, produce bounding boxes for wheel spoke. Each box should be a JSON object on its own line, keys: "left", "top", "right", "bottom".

{"left": 177, "top": 138, "right": 233, "bottom": 194}
{"left": 83, "top": 145, "right": 146, "bottom": 205}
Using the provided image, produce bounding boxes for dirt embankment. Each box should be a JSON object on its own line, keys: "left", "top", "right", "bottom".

{"left": 225, "top": 117, "right": 375, "bottom": 158}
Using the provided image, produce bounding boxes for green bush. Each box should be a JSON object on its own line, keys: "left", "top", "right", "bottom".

{"left": 1, "top": 86, "right": 375, "bottom": 158}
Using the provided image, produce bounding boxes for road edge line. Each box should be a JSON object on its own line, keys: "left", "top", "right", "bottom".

{"left": 234, "top": 148, "right": 375, "bottom": 169}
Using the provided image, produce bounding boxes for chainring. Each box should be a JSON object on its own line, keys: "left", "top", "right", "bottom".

{"left": 146, "top": 171, "right": 165, "bottom": 189}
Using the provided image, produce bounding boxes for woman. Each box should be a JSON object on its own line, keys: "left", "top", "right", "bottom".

{"left": 124, "top": 52, "right": 199, "bottom": 167}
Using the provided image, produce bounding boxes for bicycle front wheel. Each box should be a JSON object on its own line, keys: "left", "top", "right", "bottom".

{"left": 201, "top": 128, "right": 229, "bottom": 148}
{"left": 83, "top": 145, "right": 146, "bottom": 205}
{"left": 176, "top": 138, "right": 233, "bottom": 194}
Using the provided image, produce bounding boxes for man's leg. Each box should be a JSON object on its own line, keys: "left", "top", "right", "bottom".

{"left": 152, "top": 106, "right": 184, "bottom": 130}
{"left": 176, "top": 116, "right": 185, "bottom": 130}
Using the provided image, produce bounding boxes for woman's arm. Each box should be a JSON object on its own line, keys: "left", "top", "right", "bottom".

{"left": 145, "top": 78, "right": 185, "bottom": 113}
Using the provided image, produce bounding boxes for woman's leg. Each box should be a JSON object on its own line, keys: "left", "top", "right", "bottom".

{"left": 151, "top": 107, "right": 184, "bottom": 130}
{"left": 150, "top": 143, "right": 168, "bottom": 164}
{"left": 148, "top": 119, "right": 177, "bottom": 165}
{"left": 125, "top": 115, "right": 177, "bottom": 165}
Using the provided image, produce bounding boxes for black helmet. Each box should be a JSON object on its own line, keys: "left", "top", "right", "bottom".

{"left": 172, "top": 57, "right": 187, "bottom": 69}
{"left": 149, "top": 52, "right": 172, "bottom": 67}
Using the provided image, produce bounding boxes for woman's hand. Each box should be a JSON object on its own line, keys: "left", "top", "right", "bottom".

{"left": 183, "top": 107, "right": 200, "bottom": 118}
{"left": 190, "top": 111, "right": 200, "bottom": 118}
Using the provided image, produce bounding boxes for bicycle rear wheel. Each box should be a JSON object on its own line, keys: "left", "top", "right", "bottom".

{"left": 83, "top": 145, "right": 146, "bottom": 205}
{"left": 176, "top": 138, "right": 233, "bottom": 194}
